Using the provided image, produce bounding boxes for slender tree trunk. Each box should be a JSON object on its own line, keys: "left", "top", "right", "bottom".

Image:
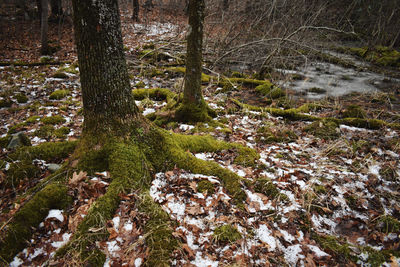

{"left": 40, "top": 0, "right": 49, "bottom": 55}
{"left": 71, "top": 0, "right": 140, "bottom": 135}
{"left": 175, "top": 0, "right": 209, "bottom": 122}
{"left": 132, "top": 0, "right": 139, "bottom": 21}
{"left": 184, "top": 0, "right": 204, "bottom": 106}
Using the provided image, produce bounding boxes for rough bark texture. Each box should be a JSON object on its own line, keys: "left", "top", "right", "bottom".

{"left": 175, "top": 0, "right": 210, "bottom": 122}
{"left": 71, "top": 0, "right": 140, "bottom": 135}
{"left": 40, "top": 0, "right": 48, "bottom": 55}
{"left": 132, "top": 0, "right": 139, "bottom": 21}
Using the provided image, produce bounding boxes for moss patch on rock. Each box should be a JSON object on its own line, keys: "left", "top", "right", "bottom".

{"left": 256, "top": 125, "right": 297, "bottom": 144}
{"left": 41, "top": 115, "right": 66, "bottom": 125}
{"left": 15, "top": 93, "right": 28, "bottom": 103}
{"left": 197, "top": 179, "right": 215, "bottom": 194}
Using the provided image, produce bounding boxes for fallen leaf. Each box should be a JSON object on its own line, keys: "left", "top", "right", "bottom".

{"left": 69, "top": 171, "right": 87, "bottom": 185}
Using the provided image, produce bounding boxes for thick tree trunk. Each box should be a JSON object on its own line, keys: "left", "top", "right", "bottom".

{"left": 40, "top": 0, "right": 49, "bottom": 55}
{"left": 132, "top": 0, "right": 139, "bottom": 21}
{"left": 175, "top": 0, "right": 209, "bottom": 122}
{"left": 71, "top": 0, "right": 140, "bottom": 135}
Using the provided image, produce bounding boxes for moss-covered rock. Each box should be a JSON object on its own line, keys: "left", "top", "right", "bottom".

{"left": 308, "top": 87, "right": 327, "bottom": 94}
{"left": 52, "top": 71, "right": 69, "bottom": 79}
{"left": 15, "top": 93, "right": 28, "bottom": 103}
{"left": 341, "top": 104, "right": 367, "bottom": 119}
{"left": 213, "top": 224, "right": 242, "bottom": 243}
{"left": 304, "top": 120, "right": 340, "bottom": 139}
{"left": 49, "top": 90, "right": 70, "bottom": 100}
{"left": 165, "top": 67, "right": 211, "bottom": 83}
{"left": 0, "top": 136, "right": 11, "bottom": 148}
{"left": 41, "top": 115, "right": 66, "bottom": 125}
{"left": 54, "top": 127, "right": 70, "bottom": 139}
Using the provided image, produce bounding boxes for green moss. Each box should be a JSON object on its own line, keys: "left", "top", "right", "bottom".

{"left": 231, "top": 71, "right": 245, "bottom": 78}
{"left": 255, "top": 82, "right": 285, "bottom": 99}
{"left": 341, "top": 118, "right": 386, "bottom": 130}
{"left": 175, "top": 101, "right": 212, "bottom": 123}
{"left": 197, "top": 180, "right": 215, "bottom": 194}
{"left": 5, "top": 161, "right": 41, "bottom": 188}
{"left": 0, "top": 136, "right": 11, "bottom": 148}
{"left": 142, "top": 43, "right": 155, "bottom": 50}
{"left": 311, "top": 233, "right": 356, "bottom": 263}
{"left": 41, "top": 115, "right": 66, "bottom": 125}
{"left": 7, "top": 122, "right": 27, "bottom": 135}
{"left": 313, "top": 184, "right": 327, "bottom": 195}
{"left": 49, "top": 90, "right": 70, "bottom": 100}
{"left": 54, "top": 127, "right": 70, "bottom": 139}
{"left": 349, "top": 46, "right": 400, "bottom": 67}
{"left": 165, "top": 67, "right": 212, "bottom": 83}
{"left": 26, "top": 115, "right": 40, "bottom": 124}
{"left": 34, "top": 125, "right": 55, "bottom": 138}
{"left": 15, "top": 93, "right": 28, "bottom": 103}
{"left": 39, "top": 56, "right": 52, "bottom": 63}
{"left": 377, "top": 215, "right": 400, "bottom": 233}
{"left": 213, "top": 224, "right": 242, "bottom": 243}
{"left": 0, "top": 183, "right": 72, "bottom": 263}
{"left": 10, "top": 141, "right": 77, "bottom": 162}
{"left": 342, "top": 105, "right": 367, "bottom": 119}
{"left": 304, "top": 120, "right": 340, "bottom": 139}
{"left": 253, "top": 178, "right": 287, "bottom": 201}
{"left": 134, "top": 81, "right": 146, "bottom": 88}
{"left": 256, "top": 126, "right": 297, "bottom": 144}
{"left": 52, "top": 71, "right": 69, "bottom": 79}
{"left": 141, "top": 67, "right": 165, "bottom": 78}
{"left": 137, "top": 192, "right": 179, "bottom": 267}
{"left": 220, "top": 77, "right": 266, "bottom": 88}
{"left": 0, "top": 98, "right": 13, "bottom": 108}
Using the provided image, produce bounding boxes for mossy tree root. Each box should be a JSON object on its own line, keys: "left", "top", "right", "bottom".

{"left": 232, "top": 98, "right": 400, "bottom": 130}
{"left": 1, "top": 127, "right": 258, "bottom": 265}
{"left": 0, "top": 183, "right": 72, "bottom": 264}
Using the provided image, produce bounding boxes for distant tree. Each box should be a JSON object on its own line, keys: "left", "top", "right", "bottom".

{"left": 50, "top": 0, "right": 63, "bottom": 18}
{"left": 175, "top": 0, "right": 211, "bottom": 122}
{"left": 40, "top": 0, "right": 49, "bottom": 55}
{"left": 132, "top": 0, "right": 139, "bottom": 21}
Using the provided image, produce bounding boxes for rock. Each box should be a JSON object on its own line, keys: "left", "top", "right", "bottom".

{"left": 7, "top": 132, "right": 31, "bottom": 149}
{"left": 47, "top": 163, "right": 62, "bottom": 173}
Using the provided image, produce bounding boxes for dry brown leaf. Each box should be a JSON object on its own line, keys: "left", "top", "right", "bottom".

{"left": 182, "top": 244, "right": 195, "bottom": 260}
{"left": 390, "top": 256, "right": 399, "bottom": 267}
{"left": 304, "top": 254, "right": 316, "bottom": 267}
{"left": 69, "top": 171, "right": 87, "bottom": 185}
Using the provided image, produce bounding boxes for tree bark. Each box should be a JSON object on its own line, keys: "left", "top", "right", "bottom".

{"left": 132, "top": 0, "right": 139, "bottom": 21}
{"left": 175, "top": 0, "right": 209, "bottom": 122}
{"left": 40, "top": 0, "right": 49, "bottom": 55}
{"left": 71, "top": 0, "right": 140, "bottom": 135}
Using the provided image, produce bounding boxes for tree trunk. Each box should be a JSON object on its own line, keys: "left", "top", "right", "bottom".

{"left": 40, "top": 0, "right": 49, "bottom": 55}
{"left": 132, "top": 0, "right": 139, "bottom": 21}
{"left": 50, "top": 0, "right": 63, "bottom": 17}
{"left": 71, "top": 0, "right": 140, "bottom": 135}
{"left": 175, "top": 0, "right": 209, "bottom": 122}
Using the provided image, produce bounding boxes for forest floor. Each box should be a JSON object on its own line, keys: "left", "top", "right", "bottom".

{"left": 1, "top": 4, "right": 400, "bottom": 267}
